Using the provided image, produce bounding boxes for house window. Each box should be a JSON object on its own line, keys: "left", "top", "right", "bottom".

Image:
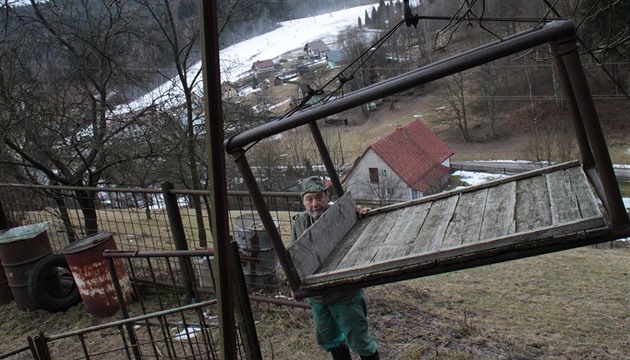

{"left": 381, "top": 169, "right": 387, "bottom": 177}
{"left": 369, "top": 168, "right": 379, "bottom": 183}
{"left": 386, "top": 187, "right": 394, "bottom": 196}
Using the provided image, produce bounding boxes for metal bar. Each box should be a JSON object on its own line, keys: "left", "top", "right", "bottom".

{"left": 199, "top": 1, "right": 237, "bottom": 357}
{"left": 161, "top": 182, "right": 196, "bottom": 301}
{"left": 106, "top": 258, "right": 142, "bottom": 359}
{"left": 231, "top": 241, "right": 262, "bottom": 360}
{"left": 554, "top": 36, "right": 630, "bottom": 227}
{"left": 104, "top": 249, "right": 215, "bottom": 258}
{"left": 225, "top": 20, "right": 576, "bottom": 152}
{"left": 548, "top": 39, "right": 595, "bottom": 169}
{"left": 231, "top": 149, "right": 302, "bottom": 290}
{"left": 308, "top": 122, "right": 344, "bottom": 198}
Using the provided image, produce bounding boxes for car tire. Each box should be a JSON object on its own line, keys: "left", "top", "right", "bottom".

{"left": 28, "top": 254, "right": 82, "bottom": 312}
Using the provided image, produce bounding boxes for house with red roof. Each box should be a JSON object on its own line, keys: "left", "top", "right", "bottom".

{"left": 343, "top": 120, "right": 454, "bottom": 204}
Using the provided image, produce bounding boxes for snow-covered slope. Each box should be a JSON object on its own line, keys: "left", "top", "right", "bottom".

{"left": 124, "top": 3, "right": 380, "bottom": 112}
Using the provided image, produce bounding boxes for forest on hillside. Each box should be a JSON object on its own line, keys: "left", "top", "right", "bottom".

{"left": 0, "top": 0, "right": 628, "bottom": 233}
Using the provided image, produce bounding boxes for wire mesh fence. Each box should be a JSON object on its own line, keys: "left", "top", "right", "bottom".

{"left": 0, "top": 182, "right": 302, "bottom": 298}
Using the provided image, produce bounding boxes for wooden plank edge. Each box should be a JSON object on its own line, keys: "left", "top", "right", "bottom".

{"left": 286, "top": 191, "right": 357, "bottom": 279}
{"left": 367, "top": 160, "right": 581, "bottom": 216}
{"left": 299, "top": 224, "right": 611, "bottom": 291}
{"left": 302, "top": 214, "right": 607, "bottom": 286}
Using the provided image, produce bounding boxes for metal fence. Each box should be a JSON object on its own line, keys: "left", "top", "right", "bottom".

{"left": 0, "top": 183, "right": 313, "bottom": 359}
{"left": 0, "top": 182, "right": 303, "bottom": 295}
{"left": 1, "top": 250, "right": 242, "bottom": 359}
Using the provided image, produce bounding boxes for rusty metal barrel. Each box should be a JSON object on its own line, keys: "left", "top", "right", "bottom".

{"left": 63, "top": 232, "right": 133, "bottom": 317}
{"left": 233, "top": 214, "right": 280, "bottom": 290}
{"left": 0, "top": 222, "right": 52, "bottom": 310}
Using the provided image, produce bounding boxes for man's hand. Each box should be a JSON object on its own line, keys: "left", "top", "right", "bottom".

{"left": 356, "top": 205, "right": 371, "bottom": 218}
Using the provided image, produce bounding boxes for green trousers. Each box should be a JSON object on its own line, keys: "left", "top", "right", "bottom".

{"left": 307, "top": 290, "right": 378, "bottom": 357}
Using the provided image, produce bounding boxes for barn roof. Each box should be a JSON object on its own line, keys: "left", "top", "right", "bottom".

{"left": 305, "top": 39, "right": 330, "bottom": 53}
{"left": 369, "top": 120, "right": 454, "bottom": 192}
{"left": 252, "top": 59, "right": 276, "bottom": 70}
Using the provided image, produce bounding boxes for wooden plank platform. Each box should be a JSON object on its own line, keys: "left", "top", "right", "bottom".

{"left": 287, "top": 161, "right": 611, "bottom": 291}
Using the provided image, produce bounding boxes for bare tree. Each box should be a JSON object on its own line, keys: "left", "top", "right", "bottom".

{"left": 435, "top": 72, "right": 470, "bottom": 142}
{"left": 475, "top": 63, "right": 502, "bottom": 139}
{"left": 0, "top": 1, "right": 158, "bottom": 236}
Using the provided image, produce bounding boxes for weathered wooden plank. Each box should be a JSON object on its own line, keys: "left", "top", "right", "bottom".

{"left": 478, "top": 181, "right": 516, "bottom": 241}
{"left": 372, "top": 202, "right": 432, "bottom": 263}
{"left": 441, "top": 189, "right": 488, "bottom": 249}
{"left": 287, "top": 192, "right": 357, "bottom": 279}
{"left": 546, "top": 169, "right": 581, "bottom": 224}
{"left": 303, "top": 216, "right": 607, "bottom": 286}
{"left": 567, "top": 166, "right": 603, "bottom": 219}
{"left": 515, "top": 175, "right": 552, "bottom": 232}
{"left": 336, "top": 209, "right": 403, "bottom": 269}
{"left": 367, "top": 161, "right": 579, "bottom": 215}
{"left": 406, "top": 195, "right": 460, "bottom": 255}
{"left": 318, "top": 217, "right": 373, "bottom": 273}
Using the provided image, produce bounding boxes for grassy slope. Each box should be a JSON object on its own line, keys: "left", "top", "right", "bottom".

{"left": 255, "top": 247, "right": 630, "bottom": 359}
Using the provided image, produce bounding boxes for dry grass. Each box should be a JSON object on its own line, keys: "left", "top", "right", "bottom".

{"left": 254, "top": 247, "right": 630, "bottom": 359}
{"left": 2, "top": 247, "right": 627, "bottom": 359}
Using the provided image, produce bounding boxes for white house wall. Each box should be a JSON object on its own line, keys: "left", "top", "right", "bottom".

{"left": 345, "top": 149, "right": 410, "bottom": 203}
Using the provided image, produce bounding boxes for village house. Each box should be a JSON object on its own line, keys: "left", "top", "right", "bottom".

{"left": 343, "top": 120, "right": 454, "bottom": 204}
{"left": 251, "top": 59, "right": 278, "bottom": 73}
{"left": 303, "top": 39, "right": 330, "bottom": 58}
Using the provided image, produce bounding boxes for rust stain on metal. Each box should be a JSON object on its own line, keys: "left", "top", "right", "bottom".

{"left": 63, "top": 232, "right": 133, "bottom": 317}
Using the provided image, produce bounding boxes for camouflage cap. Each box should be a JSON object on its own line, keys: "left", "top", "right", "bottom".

{"left": 300, "top": 176, "right": 328, "bottom": 197}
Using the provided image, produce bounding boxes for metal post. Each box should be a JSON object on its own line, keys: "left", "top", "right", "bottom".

{"left": 198, "top": 0, "right": 237, "bottom": 358}
{"left": 308, "top": 122, "right": 344, "bottom": 198}
{"left": 231, "top": 241, "right": 262, "bottom": 360}
{"left": 231, "top": 149, "right": 302, "bottom": 290}
{"left": 554, "top": 36, "right": 630, "bottom": 227}
{"left": 161, "top": 182, "right": 196, "bottom": 301}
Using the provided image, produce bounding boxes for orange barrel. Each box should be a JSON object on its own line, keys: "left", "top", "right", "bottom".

{"left": 0, "top": 223, "right": 52, "bottom": 310}
{"left": 62, "top": 232, "right": 133, "bottom": 317}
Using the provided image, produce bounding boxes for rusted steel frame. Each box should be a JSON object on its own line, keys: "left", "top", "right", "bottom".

{"left": 308, "top": 122, "right": 344, "bottom": 198}
{"left": 231, "top": 149, "right": 302, "bottom": 290}
{"left": 552, "top": 37, "right": 630, "bottom": 227}
{"left": 225, "top": 20, "right": 576, "bottom": 152}
{"left": 227, "top": 20, "right": 577, "bottom": 292}
{"left": 104, "top": 249, "right": 215, "bottom": 258}
{"left": 44, "top": 300, "right": 217, "bottom": 340}
{"left": 106, "top": 257, "right": 142, "bottom": 360}
{"left": 161, "top": 182, "right": 196, "bottom": 301}
{"left": 199, "top": 0, "right": 237, "bottom": 358}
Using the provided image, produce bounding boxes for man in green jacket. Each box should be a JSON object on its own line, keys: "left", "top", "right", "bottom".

{"left": 291, "top": 176, "right": 379, "bottom": 360}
